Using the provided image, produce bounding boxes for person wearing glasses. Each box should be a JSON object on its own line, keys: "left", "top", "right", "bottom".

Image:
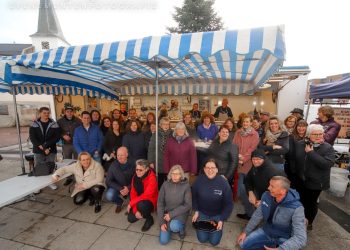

{"left": 310, "top": 105, "right": 340, "bottom": 145}
{"left": 192, "top": 159, "right": 233, "bottom": 246}
{"left": 294, "top": 124, "right": 335, "bottom": 231}
{"left": 157, "top": 165, "right": 191, "bottom": 245}
{"left": 52, "top": 152, "right": 105, "bottom": 213}
{"left": 127, "top": 159, "right": 158, "bottom": 232}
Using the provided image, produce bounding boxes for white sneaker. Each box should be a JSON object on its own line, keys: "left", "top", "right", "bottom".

{"left": 49, "top": 184, "right": 58, "bottom": 190}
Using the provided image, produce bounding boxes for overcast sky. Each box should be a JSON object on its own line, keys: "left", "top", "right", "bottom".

{"left": 0, "top": 0, "right": 349, "bottom": 79}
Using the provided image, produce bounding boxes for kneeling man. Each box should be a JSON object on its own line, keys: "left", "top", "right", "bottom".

{"left": 237, "top": 176, "right": 306, "bottom": 250}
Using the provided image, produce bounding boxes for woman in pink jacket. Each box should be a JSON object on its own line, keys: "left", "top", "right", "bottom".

{"left": 233, "top": 115, "right": 259, "bottom": 220}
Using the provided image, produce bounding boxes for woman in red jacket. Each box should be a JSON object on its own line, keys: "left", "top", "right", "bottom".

{"left": 127, "top": 159, "right": 158, "bottom": 232}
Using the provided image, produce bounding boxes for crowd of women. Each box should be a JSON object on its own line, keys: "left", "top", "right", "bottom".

{"left": 51, "top": 104, "right": 340, "bottom": 247}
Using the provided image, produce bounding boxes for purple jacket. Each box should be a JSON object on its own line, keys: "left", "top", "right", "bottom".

{"left": 163, "top": 136, "right": 197, "bottom": 174}
{"left": 311, "top": 118, "right": 341, "bottom": 145}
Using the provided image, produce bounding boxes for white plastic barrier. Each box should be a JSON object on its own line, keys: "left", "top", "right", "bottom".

{"left": 329, "top": 167, "right": 349, "bottom": 197}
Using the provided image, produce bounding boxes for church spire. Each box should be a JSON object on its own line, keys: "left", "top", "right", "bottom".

{"left": 30, "top": 0, "right": 69, "bottom": 46}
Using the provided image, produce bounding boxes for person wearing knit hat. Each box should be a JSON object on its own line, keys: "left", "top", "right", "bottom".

{"left": 238, "top": 149, "right": 286, "bottom": 221}
{"left": 251, "top": 149, "right": 266, "bottom": 160}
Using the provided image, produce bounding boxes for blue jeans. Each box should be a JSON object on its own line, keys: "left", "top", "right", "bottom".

{"left": 159, "top": 219, "right": 185, "bottom": 245}
{"left": 195, "top": 212, "right": 222, "bottom": 246}
{"left": 240, "top": 228, "right": 287, "bottom": 250}
{"left": 238, "top": 173, "right": 254, "bottom": 217}
{"left": 105, "top": 188, "right": 124, "bottom": 206}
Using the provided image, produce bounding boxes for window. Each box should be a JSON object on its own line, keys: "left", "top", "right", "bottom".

{"left": 0, "top": 104, "right": 9, "bottom": 115}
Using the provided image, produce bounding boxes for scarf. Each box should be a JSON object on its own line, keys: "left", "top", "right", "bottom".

{"left": 133, "top": 170, "right": 150, "bottom": 196}
{"left": 264, "top": 129, "right": 282, "bottom": 146}
{"left": 159, "top": 129, "right": 171, "bottom": 153}
{"left": 240, "top": 127, "right": 253, "bottom": 137}
{"left": 176, "top": 135, "right": 187, "bottom": 143}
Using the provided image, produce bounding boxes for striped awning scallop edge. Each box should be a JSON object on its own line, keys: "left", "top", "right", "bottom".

{"left": 6, "top": 25, "right": 286, "bottom": 96}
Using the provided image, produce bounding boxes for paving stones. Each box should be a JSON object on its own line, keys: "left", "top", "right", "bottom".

{"left": 46, "top": 222, "right": 106, "bottom": 250}
{"left": 0, "top": 207, "right": 21, "bottom": 222}
{"left": 39, "top": 196, "right": 77, "bottom": 217}
{"left": 0, "top": 210, "right": 44, "bottom": 239}
{"left": 95, "top": 205, "right": 130, "bottom": 230}
{"left": 135, "top": 234, "right": 182, "bottom": 250}
{"left": 89, "top": 228, "right": 142, "bottom": 250}
{"left": 0, "top": 237, "right": 24, "bottom": 249}
{"left": 14, "top": 216, "right": 75, "bottom": 248}
{"left": 66, "top": 202, "right": 112, "bottom": 223}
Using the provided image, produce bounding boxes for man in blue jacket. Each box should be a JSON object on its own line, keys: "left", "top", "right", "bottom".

{"left": 237, "top": 176, "right": 307, "bottom": 250}
{"left": 73, "top": 111, "right": 103, "bottom": 162}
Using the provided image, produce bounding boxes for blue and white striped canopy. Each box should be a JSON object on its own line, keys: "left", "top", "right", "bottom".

{"left": 0, "top": 61, "right": 118, "bottom": 99}
{"left": 3, "top": 25, "right": 286, "bottom": 96}
{"left": 0, "top": 79, "right": 115, "bottom": 98}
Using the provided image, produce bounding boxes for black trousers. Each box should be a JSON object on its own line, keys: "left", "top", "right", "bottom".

{"left": 127, "top": 200, "right": 154, "bottom": 223}
{"left": 299, "top": 186, "right": 322, "bottom": 225}
{"left": 157, "top": 173, "right": 167, "bottom": 190}
{"left": 73, "top": 185, "right": 105, "bottom": 205}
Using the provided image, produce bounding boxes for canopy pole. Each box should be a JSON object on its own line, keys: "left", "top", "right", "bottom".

{"left": 12, "top": 87, "right": 26, "bottom": 175}
{"left": 154, "top": 57, "right": 159, "bottom": 178}
{"left": 305, "top": 98, "right": 312, "bottom": 121}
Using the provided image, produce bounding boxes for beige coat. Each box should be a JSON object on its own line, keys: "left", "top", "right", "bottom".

{"left": 54, "top": 159, "right": 105, "bottom": 197}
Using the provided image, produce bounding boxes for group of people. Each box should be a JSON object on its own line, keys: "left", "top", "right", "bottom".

{"left": 28, "top": 101, "right": 341, "bottom": 249}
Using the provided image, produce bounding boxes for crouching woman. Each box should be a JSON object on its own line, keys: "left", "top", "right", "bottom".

{"left": 52, "top": 152, "right": 105, "bottom": 213}
{"left": 127, "top": 159, "right": 158, "bottom": 232}
{"left": 158, "top": 165, "right": 192, "bottom": 244}
{"left": 192, "top": 159, "right": 233, "bottom": 246}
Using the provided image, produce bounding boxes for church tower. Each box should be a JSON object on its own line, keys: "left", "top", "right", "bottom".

{"left": 30, "top": 0, "right": 70, "bottom": 51}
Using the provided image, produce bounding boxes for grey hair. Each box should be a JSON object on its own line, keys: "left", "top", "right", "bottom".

{"left": 160, "top": 117, "right": 170, "bottom": 125}
{"left": 173, "top": 121, "right": 189, "bottom": 137}
{"left": 306, "top": 124, "right": 324, "bottom": 137}
{"left": 271, "top": 176, "right": 291, "bottom": 190}
{"left": 167, "top": 165, "right": 186, "bottom": 181}
{"left": 135, "top": 159, "right": 150, "bottom": 169}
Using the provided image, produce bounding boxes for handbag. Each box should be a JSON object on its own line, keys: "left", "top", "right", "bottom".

{"left": 192, "top": 220, "right": 218, "bottom": 232}
{"left": 29, "top": 161, "right": 56, "bottom": 176}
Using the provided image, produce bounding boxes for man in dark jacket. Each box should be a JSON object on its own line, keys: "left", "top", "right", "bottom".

{"left": 105, "top": 147, "right": 135, "bottom": 213}
{"left": 213, "top": 98, "right": 233, "bottom": 120}
{"left": 294, "top": 124, "right": 335, "bottom": 230}
{"left": 237, "top": 176, "right": 307, "bottom": 250}
{"left": 29, "top": 107, "right": 61, "bottom": 188}
{"left": 310, "top": 105, "right": 340, "bottom": 145}
{"left": 73, "top": 111, "right": 103, "bottom": 162}
{"left": 244, "top": 149, "right": 286, "bottom": 211}
{"left": 57, "top": 106, "right": 82, "bottom": 186}
{"left": 57, "top": 105, "right": 81, "bottom": 159}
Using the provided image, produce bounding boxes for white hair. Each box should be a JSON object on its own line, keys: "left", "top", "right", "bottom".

{"left": 306, "top": 124, "right": 324, "bottom": 137}
{"left": 173, "top": 121, "right": 189, "bottom": 137}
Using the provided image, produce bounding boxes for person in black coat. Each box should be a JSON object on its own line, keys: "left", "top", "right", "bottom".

{"left": 258, "top": 116, "right": 289, "bottom": 171}
{"left": 122, "top": 120, "right": 147, "bottom": 164}
{"left": 245, "top": 149, "right": 286, "bottom": 211}
{"left": 294, "top": 124, "right": 335, "bottom": 230}
{"left": 284, "top": 119, "right": 308, "bottom": 188}
{"left": 206, "top": 125, "right": 239, "bottom": 185}
{"left": 102, "top": 120, "right": 124, "bottom": 172}
{"left": 30, "top": 107, "right": 61, "bottom": 167}
{"left": 105, "top": 147, "right": 135, "bottom": 213}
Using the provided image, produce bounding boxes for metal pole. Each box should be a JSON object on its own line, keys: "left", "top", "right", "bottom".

{"left": 305, "top": 98, "right": 312, "bottom": 121}
{"left": 154, "top": 57, "right": 159, "bottom": 178}
{"left": 12, "top": 87, "right": 26, "bottom": 175}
